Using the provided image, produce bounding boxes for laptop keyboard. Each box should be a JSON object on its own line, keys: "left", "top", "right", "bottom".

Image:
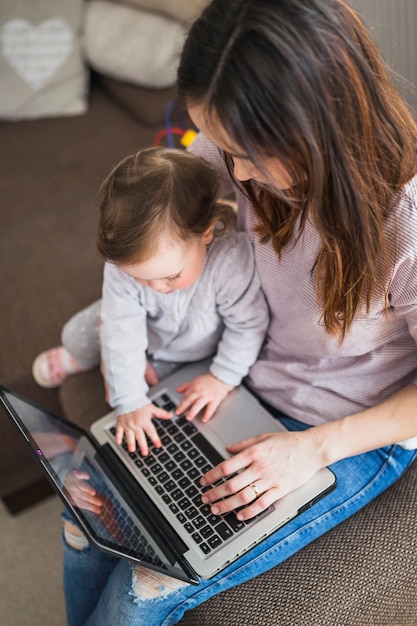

{"left": 79, "top": 458, "right": 165, "bottom": 567}
{"left": 109, "top": 390, "right": 256, "bottom": 556}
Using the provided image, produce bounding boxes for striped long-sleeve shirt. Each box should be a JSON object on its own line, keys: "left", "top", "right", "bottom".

{"left": 190, "top": 133, "right": 417, "bottom": 433}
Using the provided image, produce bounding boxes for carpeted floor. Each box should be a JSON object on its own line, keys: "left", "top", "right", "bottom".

{"left": 0, "top": 494, "right": 66, "bottom": 625}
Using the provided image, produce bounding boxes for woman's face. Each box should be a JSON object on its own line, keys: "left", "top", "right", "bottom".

{"left": 188, "top": 102, "right": 293, "bottom": 190}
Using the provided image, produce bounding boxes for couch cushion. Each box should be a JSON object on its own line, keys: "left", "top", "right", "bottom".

{"left": 0, "top": 0, "right": 88, "bottom": 120}
{"left": 83, "top": 1, "right": 186, "bottom": 88}
{"left": 111, "top": 0, "right": 209, "bottom": 24}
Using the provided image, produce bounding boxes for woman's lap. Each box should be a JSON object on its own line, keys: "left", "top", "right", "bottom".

{"left": 63, "top": 416, "right": 417, "bottom": 626}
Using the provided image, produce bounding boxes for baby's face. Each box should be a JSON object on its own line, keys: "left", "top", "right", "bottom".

{"left": 118, "top": 233, "right": 212, "bottom": 294}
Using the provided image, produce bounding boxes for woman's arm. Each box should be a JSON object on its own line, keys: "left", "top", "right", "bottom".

{"left": 315, "top": 382, "right": 417, "bottom": 464}
{"left": 200, "top": 383, "right": 417, "bottom": 521}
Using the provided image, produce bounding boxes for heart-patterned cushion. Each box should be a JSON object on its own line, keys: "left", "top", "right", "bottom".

{"left": 0, "top": 0, "right": 88, "bottom": 120}
{"left": 2, "top": 18, "right": 74, "bottom": 90}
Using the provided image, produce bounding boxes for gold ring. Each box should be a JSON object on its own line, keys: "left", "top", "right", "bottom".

{"left": 249, "top": 483, "right": 260, "bottom": 499}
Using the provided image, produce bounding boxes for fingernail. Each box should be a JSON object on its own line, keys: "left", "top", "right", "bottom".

{"left": 212, "top": 506, "right": 219, "bottom": 515}
{"left": 201, "top": 496, "right": 208, "bottom": 503}
{"left": 200, "top": 478, "right": 206, "bottom": 486}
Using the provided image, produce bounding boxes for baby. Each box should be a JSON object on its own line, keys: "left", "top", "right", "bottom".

{"left": 33, "top": 147, "right": 269, "bottom": 456}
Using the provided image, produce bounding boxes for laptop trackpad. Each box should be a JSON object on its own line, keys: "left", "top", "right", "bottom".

{"left": 202, "top": 386, "right": 287, "bottom": 449}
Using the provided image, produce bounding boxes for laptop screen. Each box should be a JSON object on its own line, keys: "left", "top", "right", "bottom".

{"left": 0, "top": 387, "right": 196, "bottom": 583}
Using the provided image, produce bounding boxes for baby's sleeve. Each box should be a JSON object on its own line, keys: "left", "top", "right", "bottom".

{"left": 209, "top": 233, "right": 269, "bottom": 386}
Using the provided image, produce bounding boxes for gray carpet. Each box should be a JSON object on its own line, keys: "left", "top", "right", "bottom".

{"left": 0, "top": 495, "right": 66, "bottom": 625}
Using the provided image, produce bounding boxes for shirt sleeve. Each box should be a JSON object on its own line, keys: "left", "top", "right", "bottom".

{"left": 209, "top": 233, "right": 270, "bottom": 386}
{"left": 100, "top": 262, "right": 150, "bottom": 415}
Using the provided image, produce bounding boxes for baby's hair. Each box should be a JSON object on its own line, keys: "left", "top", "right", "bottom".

{"left": 97, "top": 146, "right": 235, "bottom": 264}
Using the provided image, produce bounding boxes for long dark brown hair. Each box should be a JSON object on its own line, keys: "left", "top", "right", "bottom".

{"left": 177, "top": 0, "right": 417, "bottom": 338}
{"left": 97, "top": 146, "right": 235, "bottom": 264}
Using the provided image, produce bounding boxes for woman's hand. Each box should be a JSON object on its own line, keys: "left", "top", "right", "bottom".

{"left": 116, "top": 403, "right": 172, "bottom": 455}
{"left": 200, "top": 429, "right": 323, "bottom": 520}
{"left": 176, "top": 373, "right": 235, "bottom": 422}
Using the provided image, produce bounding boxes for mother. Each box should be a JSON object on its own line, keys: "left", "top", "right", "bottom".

{"left": 63, "top": 1, "right": 417, "bottom": 624}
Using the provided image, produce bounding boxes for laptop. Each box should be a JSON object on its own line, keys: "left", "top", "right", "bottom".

{"left": 0, "top": 358, "right": 336, "bottom": 584}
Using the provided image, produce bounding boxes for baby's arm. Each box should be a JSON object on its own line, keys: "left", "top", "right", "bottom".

{"left": 116, "top": 402, "right": 172, "bottom": 456}
{"left": 100, "top": 262, "right": 153, "bottom": 413}
{"left": 176, "top": 373, "right": 234, "bottom": 422}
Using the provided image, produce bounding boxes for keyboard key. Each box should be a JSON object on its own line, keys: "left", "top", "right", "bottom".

{"left": 178, "top": 477, "right": 191, "bottom": 489}
{"left": 225, "top": 513, "right": 245, "bottom": 533}
{"left": 185, "top": 506, "right": 199, "bottom": 520}
{"left": 215, "top": 521, "right": 234, "bottom": 540}
{"left": 183, "top": 423, "right": 197, "bottom": 436}
{"left": 178, "top": 497, "right": 192, "bottom": 510}
{"left": 193, "top": 516, "right": 206, "bottom": 529}
{"left": 185, "top": 486, "right": 198, "bottom": 499}
{"left": 191, "top": 433, "right": 224, "bottom": 467}
{"left": 208, "top": 535, "right": 223, "bottom": 549}
{"left": 167, "top": 443, "right": 179, "bottom": 455}
{"left": 200, "top": 542, "right": 211, "bottom": 554}
{"left": 171, "top": 468, "right": 184, "bottom": 481}
{"left": 171, "top": 489, "right": 183, "bottom": 501}
{"left": 201, "top": 525, "right": 214, "bottom": 539}
{"left": 207, "top": 513, "right": 221, "bottom": 526}
{"left": 165, "top": 460, "right": 177, "bottom": 473}
{"left": 163, "top": 401, "right": 176, "bottom": 412}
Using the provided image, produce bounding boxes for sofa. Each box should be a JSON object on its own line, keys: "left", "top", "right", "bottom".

{"left": 2, "top": 1, "right": 417, "bottom": 624}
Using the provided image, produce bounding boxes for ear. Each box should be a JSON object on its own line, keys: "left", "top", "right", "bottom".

{"left": 202, "top": 224, "right": 216, "bottom": 245}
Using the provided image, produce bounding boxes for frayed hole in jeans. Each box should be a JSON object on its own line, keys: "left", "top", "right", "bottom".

{"left": 132, "top": 565, "right": 188, "bottom": 601}
{"left": 63, "top": 521, "right": 89, "bottom": 551}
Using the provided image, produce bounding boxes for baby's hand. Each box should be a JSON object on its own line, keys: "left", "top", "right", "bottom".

{"left": 176, "top": 373, "right": 234, "bottom": 423}
{"left": 116, "top": 403, "right": 172, "bottom": 455}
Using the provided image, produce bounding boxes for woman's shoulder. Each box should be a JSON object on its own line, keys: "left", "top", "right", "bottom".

{"left": 400, "top": 174, "right": 417, "bottom": 207}
{"left": 388, "top": 175, "right": 417, "bottom": 237}
{"left": 188, "top": 132, "right": 221, "bottom": 163}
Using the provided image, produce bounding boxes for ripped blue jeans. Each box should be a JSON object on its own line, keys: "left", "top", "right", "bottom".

{"left": 62, "top": 415, "right": 417, "bottom": 626}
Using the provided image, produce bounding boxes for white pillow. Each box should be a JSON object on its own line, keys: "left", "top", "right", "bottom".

{"left": 111, "top": 0, "right": 209, "bottom": 24}
{"left": 0, "top": 0, "right": 88, "bottom": 120}
{"left": 83, "top": 1, "right": 187, "bottom": 88}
